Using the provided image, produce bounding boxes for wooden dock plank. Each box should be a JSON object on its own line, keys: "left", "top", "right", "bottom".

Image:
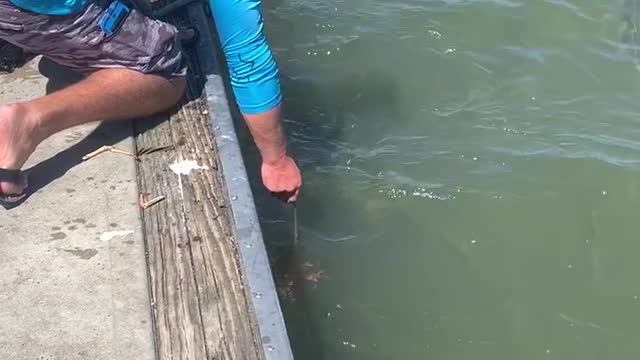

{"left": 136, "top": 113, "right": 208, "bottom": 359}
{"left": 134, "top": 45, "right": 263, "bottom": 360}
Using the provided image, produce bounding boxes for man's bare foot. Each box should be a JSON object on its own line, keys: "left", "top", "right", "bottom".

{"left": 0, "top": 103, "right": 41, "bottom": 196}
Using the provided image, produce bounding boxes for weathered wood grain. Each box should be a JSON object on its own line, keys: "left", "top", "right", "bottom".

{"left": 134, "top": 42, "right": 263, "bottom": 360}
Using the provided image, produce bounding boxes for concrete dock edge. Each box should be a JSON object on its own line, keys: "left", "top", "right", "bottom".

{"left": 185, "top": 4, "right": 295, "bottom": 360}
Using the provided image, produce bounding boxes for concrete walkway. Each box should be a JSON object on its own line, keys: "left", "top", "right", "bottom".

{"left": 0, "top": 58, "right": 155, "bottom": 359}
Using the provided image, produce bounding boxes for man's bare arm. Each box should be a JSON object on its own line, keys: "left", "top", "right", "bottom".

{"left": 242, "top": 105, "right": 302, "bottom": 203}
{"left": 243, "top": 105, "right": 288, "bottom": 164}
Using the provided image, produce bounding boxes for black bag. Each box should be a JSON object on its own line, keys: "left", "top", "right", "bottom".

{"left": 0, "top": 40, "right": 29, "bottom": 73}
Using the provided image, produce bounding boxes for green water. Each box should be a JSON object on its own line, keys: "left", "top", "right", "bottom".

{"left": 241, "top": 0, "right": 640, "bottom": 358}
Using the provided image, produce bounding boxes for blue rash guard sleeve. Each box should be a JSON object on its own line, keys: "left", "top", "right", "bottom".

{"left": 208, "top": 0, "right": 282, "bottom": 115}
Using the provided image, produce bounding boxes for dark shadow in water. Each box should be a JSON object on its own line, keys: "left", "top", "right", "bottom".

{"left": 226, "top": 7, "right": 517, "bottom": 358}
{"left": 221, "top": 59, "right": 403, "bottom": 357}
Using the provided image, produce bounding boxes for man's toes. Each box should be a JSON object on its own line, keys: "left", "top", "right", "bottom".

{"left": 0, "top": 176, "right": 28, "bottom": 197}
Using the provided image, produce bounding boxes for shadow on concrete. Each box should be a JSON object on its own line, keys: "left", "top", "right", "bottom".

{"left": 23, "top": 59, "right": 118, "bottom": 198}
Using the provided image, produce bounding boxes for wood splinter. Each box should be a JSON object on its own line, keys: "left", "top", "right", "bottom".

{"left": 83, "top": 145, "right": 140, "bottom": 162}
{"left": 139, "top": 192, "right": 166, "bottom": 209}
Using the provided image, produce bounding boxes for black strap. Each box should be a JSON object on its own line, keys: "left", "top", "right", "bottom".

{"left": 0, "top": 168, "right": 24, "bottom": 184}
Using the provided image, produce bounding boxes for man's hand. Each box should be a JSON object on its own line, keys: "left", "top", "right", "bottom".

{"left": 261, "top": 155, "right": 302, "bottom": 203}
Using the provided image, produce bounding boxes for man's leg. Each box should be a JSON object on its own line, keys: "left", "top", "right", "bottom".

{"left": 0, "top": 69, "right": 185, "bottom": 196}
{"left": 0, "top": 0, "right": 187, "bottom": 198}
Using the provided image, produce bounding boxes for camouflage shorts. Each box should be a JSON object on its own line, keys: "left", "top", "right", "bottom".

{"left": 0, "top": 0, "right": 186, "bottom": 78}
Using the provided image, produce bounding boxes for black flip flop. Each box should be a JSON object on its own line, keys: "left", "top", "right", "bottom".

{"left": 0, "top": 168, "right": 29, "bottom": 208}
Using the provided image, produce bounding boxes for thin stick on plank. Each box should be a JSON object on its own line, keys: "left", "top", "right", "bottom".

{"left": 83, "top": 145, "right": 140, "bottom": 161}
{"left": 139, "top": 192, "right": 166, "bottom": 209}
{"left": 142, "top": 196, "right": 166, "bottom": 209}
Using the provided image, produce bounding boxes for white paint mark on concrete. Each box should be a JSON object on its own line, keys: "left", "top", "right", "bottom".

{"left": 100, "top": 230, "right": 134, "bottom": 241}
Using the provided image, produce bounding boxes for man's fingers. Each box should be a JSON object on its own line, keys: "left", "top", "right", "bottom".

{"left": 287, "top": 189, "right": 300, "bottom": 203}
{"left": 269, "top": 188, "right": 299, "bottom": 203}
{"left": 279, "top": 189, "right": 297, "bottom": 203}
